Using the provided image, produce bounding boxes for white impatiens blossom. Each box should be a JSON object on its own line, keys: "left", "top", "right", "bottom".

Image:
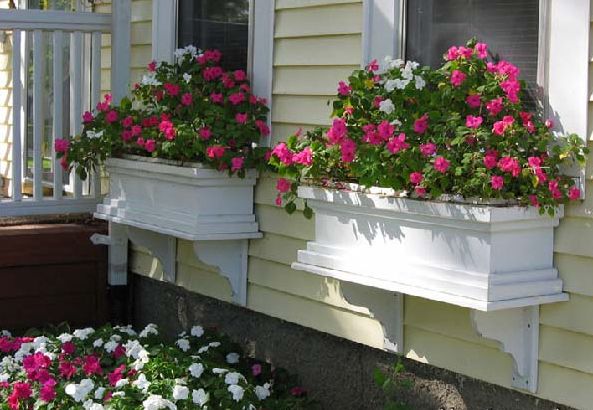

{"left": 176, "top": 339, "right": 190, "bottom": 352}
{"left": 208, "top": 342, "right": 221, "bottom": 348}
{"left": 65, "top": 378, "right": 95, "bottom": 402}
{"left": 124, "top": 339, "right": 149, "bottom": 369}
{"left": 255, "top": 383, "right": 271, "bottom": 401}
{"left": 192, "top": 388, "right": 209, "bottom": 407}
{"left": 228, "top": 384, "right": 245, "bottom": 402}
{"left": 94, "top": 387, "right": 106, "bottom": 401}
{"left": 139, "top": 323, "right": 159, "bottom": 338}
{"left": 224, "top": 372, "right": 243, "bottom": 385}
{"left": 112, "top": 391, "right": 126, "bottom": 398}
{"left": 93, "top": 338, "right": 104, "bottom": 348}
{"left": 172, "top": 384, "right": 189, "bottom": 401}
{"left": 83, "top": 400, "right": 104, "bottom": 410}
{"left": 0, "top": 372, "right": 9, "bottom": 382}
{"left": 197, "top": 346, "right": 209, "bottom": 354}
{"left": 384, "top": 56, "right": 404, "bottom": 69}
{"left": 141, "top": 73, "right": 162, "bottom": 87}
{"left": 379, "top": 99, "right": 395, "bottom": 114}
{"left": 1, "top": 330, "right": 11, "bottom": 337}
{"left": 86, "top": 130, "right": 104, "bottom": 139}
{"left": 142, "top": 394, "right": 177, "bottom": 410}
{"left": 104, "top": 340, "right": 118, "bottom": 354}
{"left": 189, "top": 363, "right": 204, "bottom": 378}
{"left": 384, "top": 79, "right": 398, "bottom": 92}
{"left": 133, "top": 373, "right": 151, "bottom": 393}
{"left": 212, "top": 368, "right": 228, "bottom": 375}
{"left": 391, "top": 119, "right": 403, "bottom": 128}
{"left": 57, "top": 333, "right": 73, "bottom": 343}
{"left": 182, "top": 73, "right": 192, "bottom": 83}
{"left": 226, "top": 352, "right": 240, "bottom": 364}
{"left": 115, "top": 378, "right": 129, "bottom": 388}
{"left": 114, "top": 325, "right": 137, "bottom": 336}
{"left": 415, "top": 75, "right": 426, "bottom": 90}
{"left": 190, "top": 326, "right": 204, "bottom": 338}
{"left": 73, "top": 327, "right": 95, "bottom": 341}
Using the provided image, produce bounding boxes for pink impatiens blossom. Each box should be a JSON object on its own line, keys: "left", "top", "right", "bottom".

{"left": 486, "top": 97, "right": 504, "bottom": 116}
{"left": 234, "top": 69, "right": 247, "bottom": 81}
{"left": 498, "top": 156, "right": 521, "bottom": 177}
{"left": 548, "top": 179, "right": 562, "bottom": 199}
{"left": 569, "top": 186, "right": 581, "bottom": 200}
{"left": 340, "top": 138, "right": 357, "bottom": 163}
{"left": 377, "top": 120, "right": 395, "bottom": 141}
{"left": 145, "top": 139, "right": 156, "bottom": 153}
{"left": 545, "top": 119, "right": 554, "bottom": 129}
{"left": 181, "top": 93, "right": 193, "bottom": 106}
{"left": 122, "top": 116, "right": 134, "bottom": 128}
{"left": 163, "top": 83, "right": 180, "bottom": 96}
{"left": 293, "top": 147, "right": 313, "bottom": 166}
{"left": 202, "top": 66, "right": 223, "bottom": 81}
{"left": 466, "top": 94, "right": 481, "bottom": 108}
{"left": 409, "top": 172, "right": 423, "bottom": 185}
{"left": 231, "top": 157, "right": 245, "bottom": 172}
{"left": 61, "top": 341, "right": 75, "bottom": 355}
{"left": 529, "top": 195, "right": 540, "bottom": 207}
{"left": 271, "top": 142, "right": 293, "bottom": 165}
{"left": 54, "top": 139, "right": 70, "bottom": 153}
{"left": 415, "top": 186, "right": 427, "bottom": 197}
{"left": 500, "top": 79, "right": 520, "bottom": 103}
{"left": 420, "top": 142, "right": 436, "bottom": 157}
{"left": 198, "top": 127, "right": 212, "bottom": 140}
{"left": 337, "top": 81, "right": 352, "bottom": 96}
{"left": 206, "top": 145, "right": 226, "bottom": 159}
{"left": 252, "top": 363, "right": 262, "bottom": 376}
{"left": 446, "top": 46, "right": 459, "bottom": 61}
{"left": 367, "top": 59, "right": 379, "bottom": 72}
{"left": 326, "top": 118, "right": 348, "bottom": 145}
{"left": 491, "top": 175, "right": 504, "bottom": 190}
{"left": 474, "top": 42, "right": 488, "bottom": 59}
{"left": 147, "top": 60, "right": 157, "bottom": 72}
{"left": 434, "top": 156, "right": 450, "bottom": 173}
{"left": 255, "top": 120, "right": 270, "bottom": 136}
{"left": 276, "top": 178, "right": 291, "bottom": 193}
{"left": 373, "top": 95, "right": 383, "bottom": 108}
{"left": 131, "top": 125, "right": 143, "bottom": 137}
{"left": 386, "top": 133, "right": 409, "bottom": 154}
{"left": 210, "top": 93, "right": 224, "bottom": 104}
{"left": 105, "top": 110, "right": 118, "bottom": 124}
{"left": 465, "top": 115, "right": 483, "bottom": 129}
{"left": 82, "top": 111, "right": 94, "bottom": 123}
{"left": 159, "top": 120, "right": 176, "bottom": 140}
{"left": 458, "top": 46, "right": 473, "bottom": 59}
{"left": 82, "top": 355, "right": 103, "bottom": 376}
{"left": 235, "top": 112, "right": 248, "bottom": 124}
{"left": 450, "top": 70, "right": 466, "bottom": 87}
{"left": 229, "top": 92, "right": 245, "bottom": 106}
{"left": 413, "top": 114, "right": 429, "bottom": 134}
{"left": 483, "top": 150, "right": 498, "bottom": 169}
{"left": 39, "top": 379, "right": 56, "bottom": 402}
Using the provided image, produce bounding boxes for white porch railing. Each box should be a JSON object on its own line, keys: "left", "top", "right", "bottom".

{"left": 0, "top": 6, "right": 130, "bottom": 217}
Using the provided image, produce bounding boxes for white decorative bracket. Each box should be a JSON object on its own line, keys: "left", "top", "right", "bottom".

{"left": 193, "top": 240, "right": 249, "bottom": 306}
{"left": 340, "top": 283, "right": 404, "bottom": 353}
{"left": 91, "top": 222, "right": 128, "bottom": 286}
{"left": 127, "top": 226, "right": 177, "bottom": 283}
{"left": 471, "top": 306, "right": 539, "bottom": 393}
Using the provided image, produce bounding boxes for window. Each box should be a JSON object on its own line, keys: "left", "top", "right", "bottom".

{"left": 177, "top": 0, "right": 251, "bottom": 72}
{"left": 405, "top": 0, "right": 540, "bottom": 99}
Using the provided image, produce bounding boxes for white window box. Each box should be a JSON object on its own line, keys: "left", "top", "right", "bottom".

{"left": 292, "top": 186, "right": 567, "bottom": 312}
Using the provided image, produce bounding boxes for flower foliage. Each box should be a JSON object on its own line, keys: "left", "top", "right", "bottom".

{"left": 0, "top": 323, "right": 314, "bottom": 409}
{"left": 56, "top": 46, "right": 271, "bottom": 179}
{"left": 269, "top": 39, "right": 588, "bottom": 216}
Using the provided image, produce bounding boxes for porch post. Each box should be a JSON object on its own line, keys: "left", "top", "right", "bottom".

{"left": 111, "top": 0, "right": 131, "bottom": 103}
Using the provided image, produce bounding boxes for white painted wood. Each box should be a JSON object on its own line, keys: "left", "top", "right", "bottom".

{"left": 0, "top": 10, "right": 111, "bottom": 32}
{"left": 151, "top": 0, "right": 177, "bottom": 64}
{"left": 193, "top": 239, "right": 250, "bottom": 305}
{"left": 471, "top": 306, "right": 540, "bottom": 392}
{"left": 70, "top": 31, "right": 83, "bottom": 198}
{"left": 32, "top": 30, "right": 44, "bottom": 200}
{"left": 292, "top": 187, "right": 568, "bottom": 311}
{"left": 111, "top": 0, "right": 131, "bottom": 103}
{"left": 95, "top": 157, "right": 262, "bottom": 241}
{"left": 128, "top": 226, "right": 177, "bottom": 283}
{"left": 251, "top": 0, "right": 275, "bottom": 146}
{"left": 0, "top": 197, "right": 101, "bottom": 216}
{"left": 362, "top": 0, "right": 403, "bottom": 66}
{"left": 11, "top": 29, "right": 22, "bottom": 201}
{"left": 107, "top": 222, "right": 129, "bottom": 286}
{"left": 52, "top": 30, "right": 64, "bottom": 200}
{"left": 90, "top": 31, "right": 102, "bottom": 197}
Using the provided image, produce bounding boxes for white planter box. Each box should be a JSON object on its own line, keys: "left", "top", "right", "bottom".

{"left": 292, "top": 186, "right": 568, "bottom": 311}
{"left": 95, "top": 157, "right": 261, "bottom": 240}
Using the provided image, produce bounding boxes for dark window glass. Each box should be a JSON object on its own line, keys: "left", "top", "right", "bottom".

{"left": 178, "top": 0, "right": 250, "bottom": 71}
{"left": 406, "top": 0, "right": 540, "bottom": 98}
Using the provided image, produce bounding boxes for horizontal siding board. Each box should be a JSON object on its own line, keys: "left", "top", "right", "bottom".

{"left": 273, "top": 66, "right": 358, "bottom": 95}
{"left": 540, "top": 325, "right": 593, "bottom": 374}
{"left": 538, "top": 362, "right": 593, "bottom": 410}
{"left": 274, "top": 35, "right": 362, "bottom": 66}
{"left": 255, "top": 176, "right": 306, "bottom": 209}
{"left": 272, "top": 95, "right": 334, "bottom": 125}
{"left": 271, "top": 123, "right": 317, "bottom": 145}
{"left": 176, "top": 263, "right": 233, "bottom": 303}
{"left": 274, "top": 3, "right": 362, "bottom": 38}
{"left": 555, "top": 253, "right": 593, "bottom": 297}
{"left": 276, "top": 0, "right": 361, "bottom": 9}
{"left": 554, "top": 216, "right": 593, "bottom": 258}
{"left": 256, "top": 204, "right": 315, "bottom": 240}
{"left": 248, "top": 232, "right": 305, "bottom": 265}
{"left": 541, "top": 293, "right": 593, "bottom": 336}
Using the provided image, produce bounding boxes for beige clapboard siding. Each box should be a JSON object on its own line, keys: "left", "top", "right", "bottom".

{"left": 538, "top": 362, "right": 593, "bottom": 410}
{"left": 541, "top": 293, "right": 593, "bottom": 336}
{"left": 272, "top": 95, "right": 334, "bottom": 126}
{"left": 539, "top": 325, "right": 593, "bottom": 374}
{"left": 274, "top": 3, "right": 362, "bottom": 38}
{"left": 274, "top": 35, "right": 362, "bottom": 66}
{"left": 273, "top": 66, "right": 358, "bottom": 96}
{"left": 276, "top": 0, "right": 361, "bottom": 9}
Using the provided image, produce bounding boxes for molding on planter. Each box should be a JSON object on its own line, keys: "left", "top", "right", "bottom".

{"left": 471, "top": 307, "right": 539, "bottom": 393}
{"left": 193, "top": 240, "right": 249, "bottom": 306}
{"left": 128, "top": 227, "right": 177, "bottom": 283}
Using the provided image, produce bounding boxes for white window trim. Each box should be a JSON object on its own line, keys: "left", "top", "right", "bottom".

{"left": 151, "top": 0, "right": 274, "bottom": 145}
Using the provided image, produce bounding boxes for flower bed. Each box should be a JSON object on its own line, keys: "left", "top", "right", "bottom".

{"left": 0, "top": 324, "right": 315, "bottom": 409}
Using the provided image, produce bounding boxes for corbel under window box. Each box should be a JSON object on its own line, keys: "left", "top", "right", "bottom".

{"left": 93, "top": 156, "right": 261, "bottom": 306}
{"left": 292, "top": 186, "right": 568, "bottom": 393}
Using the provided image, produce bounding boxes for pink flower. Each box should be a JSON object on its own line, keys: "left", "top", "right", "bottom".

{"left": 290, "top": 386, "right": 306, "bottom": 397}
{"left": 474, "top": 42, "right": 488, "bottom": 59}
{"left": 231, "top": 157, "right": 244, "bottom": 172}
{"left": 326, "top": 118, "right": 348, "bottom": 145}
{"left": 240, "top": 83, "right": 251, "bottom": 93}
{"left": 486, "top": 97, "right": 504, "bottom": 116}
{"left": 386, "top": 133, "right": 409, "bottom": 154}
{"left": 500, "top": 79, "right": 520, "bottom": 103}
{"left": 293, "top": 147, "right": 313, "bottom": 166}
{"left": 342, "top": 106, "right": 354, "bottom": 117}
{"left": 235, "top": 112, "right": 248, "bottom": 124}
{"left": 373, "top": 96, "right": 383, "bottom": 108}
{"left": 337, "top": 81, "right": 352, "bottom": 96}
{"left": 466, "top": 94, "right": 481, "bottom": 108}
{"left": 569, "top": 186, "right": 581, "bottom": 200}
{"left": 413, "top": 114, "right": 429, "bottom": 134}
{"left": 483, "top": 151, "right": 498, "bottom": 169}
{"left": 446, "top": 46, "right": 459, "bottom": 61}
{"left": 367, "top": 59, "right": 379, "bottom": 72}
{"left": 145, "top": 139, "right": 156, "bottom": 152}
{"left": 409, "top": 172, "right": 423, "bottom": 185}
{"left": 434, "top": 156, "right": 450, "bottom": 173}
{"left": 58, "top": 360, "right": 76, "bottom": 379}
{"left": 492, "top": 121, "right": 506, "bottom": 136}
{"left": 502, "top": 115, "right": 515, "bottom": 126}
{"left": 498, "top": 156, "right": 521, "bottom": 177}
{"left": 529, "top": 195, "right": 540, "bottom": 207}
{"left": 415, "top": 186, "right": 427, "bottom": 197}
{"left": 163, "top": 83, "right": 180, "bottom": 96}
{"left": 62, "top": 341, "right": 75, "bottom": 355}
{"left": 108, "top": 364, "right": 126, "bottom": 386}
{"left": 548, "top": 179, "right": 562, "bottom": 199}
{"left": 252, "top": 363, "right": 262, "bottom": 376}
{"left": 491, "top": 175, "right": 504, "bottom": 190}
{"left": 255, "top": 120, "right": 270, "bottom": 136}
{"left": 221, "top": 74, "right": 235, "bottom": 89}
{"left": 420, "top": 142, "right": 436, "bottom": 157}
{"left": 113, "top": 344, "right": 125, "bottom": 359}
{"left": 122, "top": 116, "right": 134, "bottom": 128}
{"left": 136, "top": 137, "right": 145, "bottom": 146}
{"left": 234, "top": 69, "right": 247, "bottom": 81}
{"left": 377, "top": 120, "right": 395, "bottom": 141}
{"left": 545, "top": 119, "right": 554, "bottom": 129}
{"left": 54, "top": 139, "right": 70, "bottom": 153}
{"left": 159, "top": 120, "right": 176, "bottom": 140}
{"left": 271, "top": 142, "right": 293, "bottom": 165}
{"left": 206, "top": 145, "right": 226, "bottom": 159}
{"left": 466, "top": 115, "right": 483, "bottom": 129}
{"left": 276, "top": 178, "right": 291, "bottom": 193}
{"left": 83, "top": 355, "right": 102, "bottom": 376}
{"left": 527, "top": 156, "right": 542, "bottom": 169}
{"left": 198, "top": 127, "right": 212, "bottom": 140}
{"left": 228, "top": 92, "right": 245, "bottom": 106}
{"left": 82, "top": 111, "right": 94, "bottom": 123}
{"left": 203, "top": 66, "right": 223, "bottom": 81}
{"left": 105, "top": 110, "right": 118, "bottom": 124}
{"left": 181, "top": 93, "right": 193, "bottom": 106}
{"left": 340, "top": 138, "right": 357, "bottom": 162}
{"left": 147, "top": 60, "right": 157, "bottom": 72}
{"left": 275, "top": 194, "right": 282, "bottom": 206}
{"left": 210, "top": 93, "right": 224, "bottom": 104}
{"left": 458, "top": 46, "right": 473, "bottom": 59}
{"left": 450, "top": 70, "right": 466, "bottom": 87}
{"left": 39, "top": 379, "right": 56, "bottom": 402}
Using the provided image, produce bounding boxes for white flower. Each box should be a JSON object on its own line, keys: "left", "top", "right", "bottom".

{"left": 224, "top": 371, "right": 243, "bottom": 385}
{"left": 189, "top": 363, "right": 204, "bottom": 378}
{"left": 251, "top": 142, "right": 259, "bottom": 149}
{"left": 73, "top": 327, "right": 95, "bottom": 341}
{"left": 379, "top": 99, "right": 395, "bottom": 114}
{"left": 1, "top": 330, "right": 11, "bottom": 337}
{"left": 208, "top": 342, "right": 221, "bottom": 348}
{"left": 174, "top": 48, "right": 187, "bottom": 59}
{"left": 190, "top": 326, "right": 204, "bottom": 338}
{"left": 114, "top": 325, "right": 136, "bottom": 336}
{"left": 93, "top": 338, "right": 104, "bottom": 348}
{"left": 395, "top": 78, "right": 410, "bottom": 90}
{"left": 176, "top": 339, "right": 190, "bottom": 352}
{"left": 124, "top": 340, "right": 148, "bottom": 361}
{"left": 391, "top": 119, "right": 403, "bottom": 127}
{"left": 112, "top": 391, "right": 125, "bottom": 398}
{"left": 110, "top": 334, "right": 122, "bottom": 342}
{"left": 401, "top": 68, "right": 414, "bottom": 81}
{"left": 142, "top": 394, "right": 177, "bottom": 410}
{"left": 94, "top": 387, "right": 106, "bottom": 400}
{"left": 212, "top": 368, "right": 228, "bottom": 374}
{"left": 197, "top": 346, "right": 209, "bottom": 354}
{"left": 86, "top": 130, "right": 104, "bottom": 139}
{"left": 384, "top": 79, "right": 397, "bottom": 92}
{"left": 255, "top": 384, "right": 271, "bottom": 400}
{"left": 83, "top": 400, "right": 104, "bottom": 410}
{"left": 182, "top": 73, "right": 192, "bottom": 83}
{"left": 141, "top": 73, "right": 162, "bottom": 86}
{"left": 388, "top": 58, "right": 405, "bottom": 69}
{"left": 65, "top": 379, "right": 95, "bottom": 403}
{"left": 226, "top": 352, "right": 240, "bottom": 364}
{"left": 414, "top": 75, "right": 426, "bottom": 90}
{"left": 228, "top": 384, "right": 245, "bottom": 402}
{"left": 133, "top": 373, "right": 151, "bottom": 393}
{"left": 406, "top": 60, "right": 420, "bottom": 70}
{"left": 104, "top": 340, "right": 118, "bottom": 354}
{"left": 192, "top": 388, "right": 209, "bottom": 406}
{"left": 139, "top": 324, "right": 159, "bottom": 338}
{"left": 172, "top": 384, "right": 189, "bottom": 400}
{"left": 115, "top": 378, "right": 129, "bottom": 388}
{"left": 57, "top": 333, "right": 73, "bottom": 343}
{"left": 0, "top": 372, "right": 9, "bottom": 382}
